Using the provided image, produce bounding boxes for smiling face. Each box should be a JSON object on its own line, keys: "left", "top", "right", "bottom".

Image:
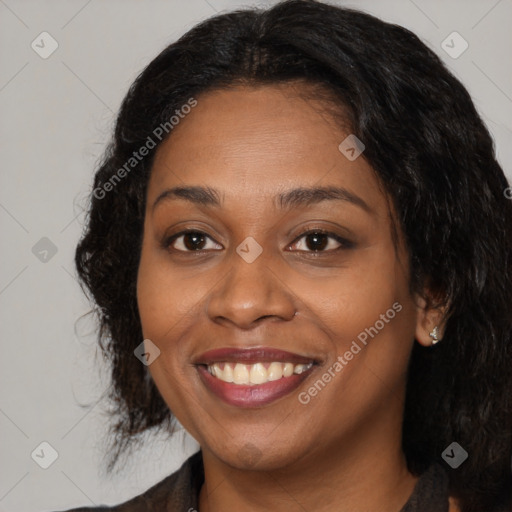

{"left": 136, "top": 83, "right": 424, "bottom": 472}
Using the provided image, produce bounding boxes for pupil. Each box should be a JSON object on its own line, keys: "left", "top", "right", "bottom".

{"left": 306, "top": 233, "right": 327, "bottom": 251}
{"left": 184, "top": 232, "right": 205, "bottom": 250}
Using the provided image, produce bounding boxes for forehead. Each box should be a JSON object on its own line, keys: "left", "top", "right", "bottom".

{"left": 148, "top": 84, "right": 385, "bottom": 213}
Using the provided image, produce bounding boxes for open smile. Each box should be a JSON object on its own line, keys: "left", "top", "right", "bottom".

{"left": 195, "top": 347, "right": 319, "bottom": 407}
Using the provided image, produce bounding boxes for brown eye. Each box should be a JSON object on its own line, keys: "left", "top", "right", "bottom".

{"left": 166, "top": 231, "right": 222, "bottom": 252}
{"left": 290, "top": 230, "right": 352, "bottom": 252}
{"left": 302, "top": 232, "right": 330, "bottom": 251}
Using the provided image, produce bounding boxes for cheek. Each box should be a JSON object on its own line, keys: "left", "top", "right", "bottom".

{"left": 136, "top": 237, "right": 214, "bottom": 407}
{"left": 298, "top": 267, "right": 414, "bottom": 429}
{"left": 297, "top": 245, "right": 412, "bottom": 352}
{"left": 136, "top": 245, "right": 198, "bottom": 415}
{"left": 137, "top": 242, "right": 203, "bottom": 341}
{"left": 298, "top": 245, "right": 416, "bottom": 419}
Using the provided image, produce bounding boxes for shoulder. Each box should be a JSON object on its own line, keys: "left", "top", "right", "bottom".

{"left": 401, "top": 463, "right": 449, "bottom": 511}
{"left": 49, "top": 451, "right": 203, "bottom": 512}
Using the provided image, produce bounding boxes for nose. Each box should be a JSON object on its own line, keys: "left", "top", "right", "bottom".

{"left": 205, "top": 249, "right": 297, "bottom": 329}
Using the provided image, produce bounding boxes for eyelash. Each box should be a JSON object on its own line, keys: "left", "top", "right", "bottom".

{"left": 162, "top": 228, "right": 354, "bottom": 255}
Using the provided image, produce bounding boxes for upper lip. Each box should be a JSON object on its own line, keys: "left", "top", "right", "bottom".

{"left": 194, "top": 347, "right": 318, "bottom": 365}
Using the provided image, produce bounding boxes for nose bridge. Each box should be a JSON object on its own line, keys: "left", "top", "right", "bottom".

{"left": 206, "top": 243, "right": 296, "bottom": 328}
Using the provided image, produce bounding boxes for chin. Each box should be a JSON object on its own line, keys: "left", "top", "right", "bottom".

{"left": 207, "top": 438, "right": 307, "bottom": 472}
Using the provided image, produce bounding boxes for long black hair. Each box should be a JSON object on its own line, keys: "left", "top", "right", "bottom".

{"left": 75, "top": 1, "right": 512, "bottom": 510}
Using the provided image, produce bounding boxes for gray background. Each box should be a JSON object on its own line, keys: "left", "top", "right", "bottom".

{"left": 1, "top": 0, "right": 511, "bottom": 510}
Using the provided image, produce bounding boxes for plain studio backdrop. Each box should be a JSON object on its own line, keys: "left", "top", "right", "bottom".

{"left": 0, "top": 0, "right": 511, "bottom": 510}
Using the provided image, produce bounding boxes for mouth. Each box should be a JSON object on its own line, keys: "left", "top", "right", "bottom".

{"left": 194, "top": 347, "right": 319, "bottom": 408}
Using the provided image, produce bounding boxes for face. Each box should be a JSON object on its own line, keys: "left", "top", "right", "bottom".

{"left": 137, "top": 84, "right": 423, "bottom": 472}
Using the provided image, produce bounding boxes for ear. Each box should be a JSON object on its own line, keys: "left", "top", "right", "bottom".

{"left": 414, "top": 292, "right": 449, "bottom": 347}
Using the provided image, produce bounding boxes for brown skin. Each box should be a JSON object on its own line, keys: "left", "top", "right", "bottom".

{"left": 136, "top": 84, "right": 450, "bottom": 511}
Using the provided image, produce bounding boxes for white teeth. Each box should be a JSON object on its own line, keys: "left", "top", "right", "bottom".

{"left": 223, "top": 363, "right": 234, "bottom": 383}
{"left": 206, "top": 362, "right": 313, "bottom": 385}
{"left": 233, "top": 363, "right": 250, "bottom": 384}
{"left": 293, "top": 364, "right": 308, "bottom": 374}
{"left": 267, "top": 362, "right": 283, "bottom": 381}
{"left": 249, "top": 363, "right": 267, "bottom": 384}
{"left": 283, "top": 363, "right": 294, "bottom": 377}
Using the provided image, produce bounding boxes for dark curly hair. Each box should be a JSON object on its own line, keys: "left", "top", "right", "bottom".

{"left": 75, "top": 1, "right": 512, "bottom": 510}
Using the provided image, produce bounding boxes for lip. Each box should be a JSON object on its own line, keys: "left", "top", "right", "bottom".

{"left": 194, "top": 347, "right": 319, "bottom": 408}
{"left": 196, "top": 363, "right": 316, "bottom": 408}
{"left": 194, "top": 347, "right": 317, "bottom": 365}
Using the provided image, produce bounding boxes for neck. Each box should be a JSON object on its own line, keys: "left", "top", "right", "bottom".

{"left": 198, "top": 407, "right": 418, "bottom": 512}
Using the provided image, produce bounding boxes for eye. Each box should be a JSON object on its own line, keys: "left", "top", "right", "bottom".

{"left": 289, "top": 229, "right": 353, "bottom": 253}
{"left": 163, "top": 228, "right": 353, "bottom": 254}
{"left": 165, "top": 230, "right": 222, "bottom": 252}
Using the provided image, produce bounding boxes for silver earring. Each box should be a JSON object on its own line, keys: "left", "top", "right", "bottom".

{"left": 429, "top": 326, "right": 440, "bottom": 345}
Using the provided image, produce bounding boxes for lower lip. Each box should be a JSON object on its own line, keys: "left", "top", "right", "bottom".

{"left": 197, "top": 365, "right": 314, "bottom": 408}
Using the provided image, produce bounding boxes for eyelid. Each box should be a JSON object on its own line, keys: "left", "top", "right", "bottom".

{"left": 163, "top": 230, "right": 223, "bottom": 253}
{"left": 287, "top": 227, "right": 355, "bottom": 252}
{"left": 163, "top": 226, "right": 354, "bottom": 254}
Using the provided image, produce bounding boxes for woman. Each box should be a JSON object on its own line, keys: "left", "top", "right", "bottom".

{"left": 60, "top": 0, "right": 512, "bottom": 511}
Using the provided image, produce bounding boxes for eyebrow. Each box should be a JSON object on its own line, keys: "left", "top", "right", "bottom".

{"left": 152, "top": 185, "right": 373, "bottom": 214}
